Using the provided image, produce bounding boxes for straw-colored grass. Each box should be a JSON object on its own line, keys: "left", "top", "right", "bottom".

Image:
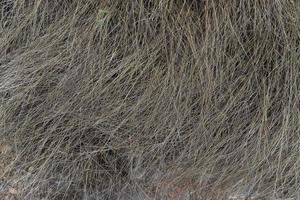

{"left": 1, "top": 0, "right": 300, "bottom": 199}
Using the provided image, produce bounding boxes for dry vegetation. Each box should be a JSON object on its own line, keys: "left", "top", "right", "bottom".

{"left": 1, "top": 0, "right": 300, "bottom": 199}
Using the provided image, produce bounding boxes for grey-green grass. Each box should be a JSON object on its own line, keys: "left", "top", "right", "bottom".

{"left": 1, "top": 0, "right": 300, "bottom": 199}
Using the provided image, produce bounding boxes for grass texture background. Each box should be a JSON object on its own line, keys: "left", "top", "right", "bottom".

{"left": 1, "top": 0, "right": 300, "bottom": 199}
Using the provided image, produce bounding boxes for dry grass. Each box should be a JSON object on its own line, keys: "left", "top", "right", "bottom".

{"left": 1, "top": 0, "right": 300, "bottom": 199}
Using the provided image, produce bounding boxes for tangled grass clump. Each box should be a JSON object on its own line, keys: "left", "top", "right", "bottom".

{"left": 1, "top": 0, "right": 300, "bottom": 199}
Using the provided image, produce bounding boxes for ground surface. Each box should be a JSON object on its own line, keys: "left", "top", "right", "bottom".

{"left": 0, "top": 141, "right": 285, "bottom": 200}
{"left": 0, "top": 143, "right": 19, "bottom": 200}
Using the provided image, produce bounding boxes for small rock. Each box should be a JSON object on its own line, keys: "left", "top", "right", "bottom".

{"left": 0, "top": 144, "right": 13, "bottom": 155}
{"left": 28, "top": 167, "right": 34, "bottom": 172}
{"left": 8, "top": 187, "right": 18, "bottom": 194}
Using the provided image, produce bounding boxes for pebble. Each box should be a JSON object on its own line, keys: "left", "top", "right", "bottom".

{"left": 8, "top": 187, "right": 18, "bottom": 194}
{"left": 0, "top": 144, "right": 13, "bottom": 155}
